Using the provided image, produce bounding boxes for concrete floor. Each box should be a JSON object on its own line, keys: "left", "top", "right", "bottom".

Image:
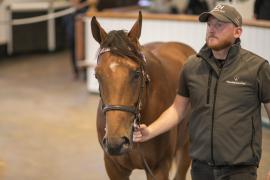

{"left": 0, "top": 50, "right": 269, "bottom": 180}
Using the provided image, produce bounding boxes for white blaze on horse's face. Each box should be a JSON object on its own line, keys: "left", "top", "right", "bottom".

{"left": 109, "top": 62, "right": 119, "bottom": 73}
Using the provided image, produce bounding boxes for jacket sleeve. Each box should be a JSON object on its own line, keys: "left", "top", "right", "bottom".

{"left": 258, "top": 61, "right": 270, "bottom": 103}
{"left": 177, "top": 64, "right": 190, "bottom": 97}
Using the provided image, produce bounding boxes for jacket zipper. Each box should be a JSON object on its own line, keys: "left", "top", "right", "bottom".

{"left": 210, "top": 68, "right": 222, "bottom": 166}
{"left": 250, "top": 117, "right": 255, "bottom": 157}
{"left": 207, "top": 69, "right": 213, "bottom": 104}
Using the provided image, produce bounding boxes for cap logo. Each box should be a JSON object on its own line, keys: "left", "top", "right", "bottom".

{"left": 212, "top": 4, "right": 225, "bottom": 13}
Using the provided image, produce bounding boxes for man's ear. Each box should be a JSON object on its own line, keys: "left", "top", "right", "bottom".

{"left": 234, "top": 27, "right": 242, "bottom": 39}
{"left": 128, "top": 11, "right": 142, "bottom": 40}
{"left": 91, "top": 16, "right": 107, "bottom": 44}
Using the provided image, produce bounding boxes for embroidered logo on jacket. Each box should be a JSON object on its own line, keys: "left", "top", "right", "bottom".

{"left": 226, "top": 76, "right": 247, "bottom": 85}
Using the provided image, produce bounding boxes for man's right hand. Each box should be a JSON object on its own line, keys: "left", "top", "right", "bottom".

{"left": 132, "top": 95, "right": 190, "bottom": 143}
{"left": 133, "top": 124, "right": 151, "bottom": 143}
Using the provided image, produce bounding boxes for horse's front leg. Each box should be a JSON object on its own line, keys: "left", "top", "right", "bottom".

{"left": 104, "top": 154, "right": 132, "bottom": 180}
{"left": 145, "top": 160, "right": 171, "bottom": 180}
{"left": 173, "top": 140, "right": 191, "bottom": 180}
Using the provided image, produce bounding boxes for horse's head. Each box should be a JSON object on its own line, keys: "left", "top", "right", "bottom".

{"left": 91, "top": 12, "right": 149, "bottom": 155}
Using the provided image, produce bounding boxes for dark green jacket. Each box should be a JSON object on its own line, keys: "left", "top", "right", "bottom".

{"left": 178, "top": 39, "right": 270, "bottom": 166}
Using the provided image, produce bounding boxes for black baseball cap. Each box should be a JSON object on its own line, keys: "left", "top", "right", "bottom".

{"left": 199, "top": 4, "right": 242, "bottom": 27}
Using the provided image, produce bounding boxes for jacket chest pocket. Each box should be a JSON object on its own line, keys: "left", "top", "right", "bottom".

{"left": 219, "top": 80, "right": 257, "bottom": 108}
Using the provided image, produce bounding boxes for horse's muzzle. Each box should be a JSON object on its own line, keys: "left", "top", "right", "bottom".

{"left": 102, "top": 136, "right": 131, "bottom": 156}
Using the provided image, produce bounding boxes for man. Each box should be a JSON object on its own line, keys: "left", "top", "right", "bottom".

{"left": 133, "top": 4, "right": 270, "bottom": 180}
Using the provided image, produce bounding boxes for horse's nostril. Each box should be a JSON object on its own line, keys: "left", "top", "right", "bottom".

{"left": 122, "top": 136, "right": 130, "bottom": 148}
{"left": 102, "top": 137, "right": 107, "bottom": 146}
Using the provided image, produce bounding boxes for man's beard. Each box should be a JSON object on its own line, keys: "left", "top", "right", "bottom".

{"left": 206, "top": 37, "right": 233, "bottom": 51}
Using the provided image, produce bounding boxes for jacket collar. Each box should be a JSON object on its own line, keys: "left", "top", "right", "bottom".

{"left": 197, "top": 38, "right": 241, "bottom": 75}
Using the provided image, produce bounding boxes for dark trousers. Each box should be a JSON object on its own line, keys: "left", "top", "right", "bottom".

{"left": 63, "top": 6, "right": 89, "bottom": 78}
{"left": 63, "top": 13, "right": 78, "bottom": 77}
{"left": 191, "top": 160, "right": 257, "bottom": 180}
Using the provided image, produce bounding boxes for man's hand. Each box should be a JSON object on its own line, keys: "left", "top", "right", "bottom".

{"left": 133, "top": 124, "right": 151, "bottom": 142}
{"left": 267, "top": 169, "right": 270, "bottom": 180}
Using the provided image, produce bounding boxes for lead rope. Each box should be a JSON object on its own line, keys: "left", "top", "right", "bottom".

{"left": 134, "top": 116, "right": 156, "bottom": 180}
{"left": 138, "top": 144, "right": 156, "bottom": 180}
{"left": 134, "top": 70, "right": 156, "bottom": 180}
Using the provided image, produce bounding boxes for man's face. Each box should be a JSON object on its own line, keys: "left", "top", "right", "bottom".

{"left": 205, "top": 16, "right": 242, "bottom": 51}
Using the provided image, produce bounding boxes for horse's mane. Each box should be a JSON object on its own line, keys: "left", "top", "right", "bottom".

{"left": 99, "top": 30, "right": 145, "bottom": 66}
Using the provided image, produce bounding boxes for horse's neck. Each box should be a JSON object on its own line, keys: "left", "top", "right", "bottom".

{"left": 141, "top": 50, "right": 176, "bottom": 124}
{"left": 143, "top": 49, "right": 168, "bottom": 85}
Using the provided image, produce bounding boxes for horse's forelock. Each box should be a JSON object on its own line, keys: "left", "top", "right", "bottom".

{"left": 99, "top": 30, "right": 144, "bottom": 66}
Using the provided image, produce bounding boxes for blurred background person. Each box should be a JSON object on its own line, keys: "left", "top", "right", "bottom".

{"left": 206, "top": 0, "right": 216, "bottom": 10}
{"left": 148, "top": 0, "right": 176, "bottom": 13}
{"left": 96, "top": 0, "right": 139, "bottom": 11}
{"left": 170, "top": 0, "right": 189, "bottom": 14}
{"left": 63, "top": 0, "right": 92, "bottom": 79}
{"left": 147, "top": 0, "right": 188, "bottom": 14}
{"left": 185, "top": 0, "right": 209, "bottom": 15}
{"left": 144, "top": 0, "right": 214, "bottom": 14}
{"left": 254, "top": 0, "right": 270, "bottom": 20}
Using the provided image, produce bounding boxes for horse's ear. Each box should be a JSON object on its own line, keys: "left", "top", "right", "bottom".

{"left": 128, "top": 11, "right": 142, "bottom": 40}
{"left": 91, "top": 16, "right": 107, "bottom": 44}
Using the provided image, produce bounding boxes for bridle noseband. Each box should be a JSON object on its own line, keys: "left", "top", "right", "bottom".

{"left": 97, "top": 48, "right": 150, "bottom": 125}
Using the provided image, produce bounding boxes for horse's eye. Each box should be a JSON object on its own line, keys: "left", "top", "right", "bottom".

{"left": 94, "top": 73, "right": 99, "bottom": 80}
{"left": 133, "top": 70, "right": 141, "bottom": 80}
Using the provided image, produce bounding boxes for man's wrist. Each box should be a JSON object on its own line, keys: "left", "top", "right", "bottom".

{"left": 147, "top": 126, "right": 155, "bottom": 140}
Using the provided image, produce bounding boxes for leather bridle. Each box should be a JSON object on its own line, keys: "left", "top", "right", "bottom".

{"left": 97, "top": 48, "right": 150, "bottom": 126}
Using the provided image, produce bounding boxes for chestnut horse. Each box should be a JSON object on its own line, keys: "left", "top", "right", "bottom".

{"left": 92, "top": 12, "right": 195, "bottom": 180}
